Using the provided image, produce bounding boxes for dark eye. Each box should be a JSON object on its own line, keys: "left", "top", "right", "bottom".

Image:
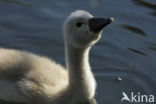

{"left": 76, "top": 22, "right": 83, "bottom": 27}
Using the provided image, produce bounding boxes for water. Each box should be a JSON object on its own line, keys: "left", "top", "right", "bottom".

{"left": 0, "top": 0, "right": 156, "bottom": 104}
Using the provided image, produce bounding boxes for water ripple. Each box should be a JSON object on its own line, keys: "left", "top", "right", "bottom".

{"left": 120, "top": 24, "right": 147, "bottom": 37}
{"left": 0, "top": 0, "right": 32, "bottom": 7}
{"left": 145, "top": 41, "right": 156, "bottom": 51}
{"left": 131, "top": 0, "right": 156, "bottom": 10}
{"left": 128, "top": 48, "right": 146, "bottom": 56}
{"left": 131, "top": 0, "right": 156, "bottom": 17}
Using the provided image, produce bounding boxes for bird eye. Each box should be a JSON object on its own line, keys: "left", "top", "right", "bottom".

{"left": 76, "top": 22, "right": 83, "bottom": 27}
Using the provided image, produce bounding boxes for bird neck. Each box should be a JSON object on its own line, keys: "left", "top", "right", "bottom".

{"left": 65, "top": 42, "right": 96, "bottom": 98}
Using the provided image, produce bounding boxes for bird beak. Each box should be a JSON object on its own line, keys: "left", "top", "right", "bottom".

{"left": 88, "top": 17, "right": 114, "bottom": 33}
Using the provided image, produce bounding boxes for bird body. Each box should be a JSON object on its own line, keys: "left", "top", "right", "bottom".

{"left": 0, "top": 10, "right": 113, "bottom": 104}
{"left": 0, "top": 48, "right": 68, "bottom": 103}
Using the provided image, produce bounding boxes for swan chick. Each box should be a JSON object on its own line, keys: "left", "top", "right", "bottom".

{"left": 0, "top": 10, "right": 113, "bottom": 104}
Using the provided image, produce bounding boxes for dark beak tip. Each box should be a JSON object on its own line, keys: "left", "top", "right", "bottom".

{"left": 88, "top": 17, "right": 114, "bottom": 33}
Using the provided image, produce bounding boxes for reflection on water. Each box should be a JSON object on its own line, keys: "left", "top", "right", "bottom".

{"left": 0, "top": 0, "right": 156, "bottom": 104}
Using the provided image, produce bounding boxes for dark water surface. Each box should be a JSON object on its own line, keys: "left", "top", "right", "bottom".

{"left": 0, "top": 0, "right": 156, "bottom": 104}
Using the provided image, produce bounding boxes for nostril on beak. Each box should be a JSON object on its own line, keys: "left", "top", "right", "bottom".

{"left": 88, "top": 17, "right": 114, "bottom": 33}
